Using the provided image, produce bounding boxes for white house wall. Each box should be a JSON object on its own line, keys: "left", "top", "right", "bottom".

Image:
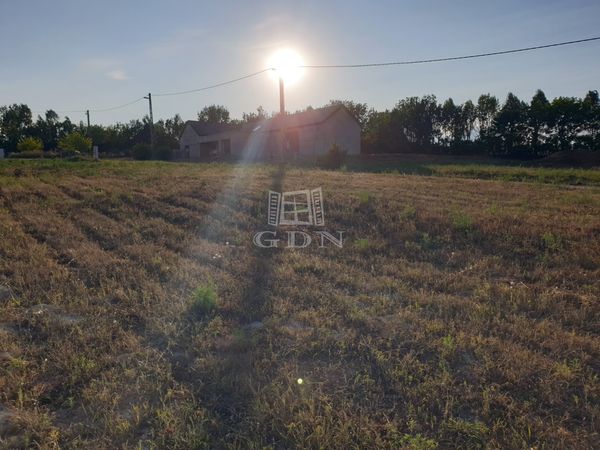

{"left": 179, "top": 125, "right": 202, "bottom": 159}
{"left": 318, "top": 108, "right": 361, "bottom": 155}
{"left": 179, "top": 125, "right": 250, "bottom": 159}
{"left": 178, "top": 107, "right": 361, "bottom": 160}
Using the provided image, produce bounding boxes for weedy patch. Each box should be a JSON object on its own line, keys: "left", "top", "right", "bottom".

{"left": 357, "top": 190, "right": 372, "bottom": 205}
{"left": 401, "top": 204, "right": 417, "bottom": 219}
{"left": 190, "top": 283, "right": 218, "bottom": 316}
{"left": 451, "top": 208, "right": 473, "bottom": 232}
{"left": 440, "top": 334, "right": 457, "bottom": 358}
{"left": 541, "top": 231, "right": 562, "bottom": 252}
{"left": 354, "top": 238, "right": 370, "bottom": 251}
{"left": 395, "top": 433, "right": 439, "bottom": 450}
{"left": 443, "top": 418, "right": 489, "bottom": 449}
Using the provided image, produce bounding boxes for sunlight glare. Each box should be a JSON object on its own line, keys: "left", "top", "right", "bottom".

{"left": 268, "top": 49, "right": 305, "bottom": 85}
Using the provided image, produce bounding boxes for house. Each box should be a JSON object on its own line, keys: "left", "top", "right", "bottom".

{"left": 177, "top": 104, "right": 361, "bottom": 161}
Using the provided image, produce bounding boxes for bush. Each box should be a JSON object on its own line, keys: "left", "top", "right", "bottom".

{"left": 59, "top": 132, "right": 92, "bottom": 154}
{"left": 17, "top": 137, "right": 43, "bottom": 152}
{"left": 153, "top": 146, "right": 173, "bottom": 161}
{"left": 131, "top": 143, "right": 153, "bottom": 160}
{"left": 317, "top": 143, "right": 347, "bottom": 169}
{"left": 9, "top": 150, "right": 44, "bottom": 159}
{"left": 190, "top": 284, "right": 218, "bottom": 316}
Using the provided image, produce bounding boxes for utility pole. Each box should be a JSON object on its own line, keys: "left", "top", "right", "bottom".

{"left": 85, "top": 110, "right": 90, "bottom": 135}
{"left": 144, "top": 93, "right": 154, "bottom": 150}
{"left": 278, "top": 77, "right": 286, "bottom": 163}
{"left": 279, "top": 77, "right": 285, "bottom": 114}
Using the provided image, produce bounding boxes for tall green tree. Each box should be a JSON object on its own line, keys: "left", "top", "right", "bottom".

{"left": 581, "top": 90, "right": 600, "bottom": 150}
{"left": 492, "top": 93, "right": 529, "bottom": 156}
{"left": 549, "top": 97, "right": 582, "bottom": 152}
{"left": 197, "top": 105, "right": 230, "bottom": 124}
{"left": 363, "top": 110, "right": 399, "bottom": 153}
{"left": 476, "top": 94, "right": 499, "bottom": 142}
{"left": 392, "top": 95, "right": 440, "bottom": 151}
{"left": 31, "top": 110, "right": 75, "bottom": 150}
{"left": 0, "top": 103, "right": 33, "bottom": 153}
{"left": 164, "top": 114, "right": 185, "bottom": 138}
{"left": 328, "top": 99, "right": 370, "bottom": 128}
{"left": 528, "top": 90, "right": 551, "bottom": 156}
{"left": 462, "top": 100, "right": 476, "bottom": 141}
{"left": 59, "top": 131, "right": 92, "bottom": 154}
{"left": 440, "top": 98, "right": 461, "bottom": 146}
{"left": 241, "top": 106, "right": 269, "bottom": 124}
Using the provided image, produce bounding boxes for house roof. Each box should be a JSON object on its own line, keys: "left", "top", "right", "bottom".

{"left": 250, "top": 104, "right": 354, "bottom": 132}
{"left": 185, "top": 121, "right": 238, "bottom": 136}
{"left": 184, "top": 104, "right": 357, "bottom": 137}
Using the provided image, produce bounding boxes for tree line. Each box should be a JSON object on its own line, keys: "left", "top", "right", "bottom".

{"left": 1, "top": 89, "right": 598, "bottom": 159}
{"left": 352, "top": 90, "right": 600, "bottom": 157}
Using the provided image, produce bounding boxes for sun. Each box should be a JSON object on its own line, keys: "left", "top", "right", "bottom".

{"left": 268, "top": 49, "right": 305, "bottom": 85}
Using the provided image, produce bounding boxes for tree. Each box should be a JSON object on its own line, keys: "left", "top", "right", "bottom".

{"left": 242, "top": 106, "right": 269, "bottom": 124}
{"left": 476, "top": 94, "right": 499, "bottom": 141}
{"left": 549, "top": 97, "right": 582, "bottom": 152}
{"left": 492, "top": 93, "right": 529, "bottom": 156}
{"left": 30, "top": 110, "right": 75, "bottom": 151}
{"left": 440, "top": 98, "right": 461, "bottom": 146}
{"left": 197, "top": 105, "right": 230, "bottom": 124}
{"left": 17, "top": 137, "right": 43, "bottom": 152}
{"left": 461, "top": 100, "right": 476, "bottom": 141}
{"left": 581, "top": 90, "right": 600, "bottom": 150}
{"left": 0, "top": 103, "right": 33, "bottom": 153}
{"left": 362, "top": 110, "right": 398, "bottom": 153}
{"left": 164, "top": 114, "right": 185, "bottom": 140}
{"left": 153, "top": 116, "right": 182, "bottom": 156}
{"left": 440, "top": 99, "right": 476, "bottom": 151}
{"left": 392, "top": 95, "right": 440, "bottom": 151}
{"left": 328, "top": 100, "right": 369, "bottom": 128}
{"left": 528, "top": 90, "right": 551, "bottom": 156}
{"left": 131, "top": 143, "right": 153, "bottom": 160}
{"left": 59, "top": 131, "right": 92, "bottom": 154}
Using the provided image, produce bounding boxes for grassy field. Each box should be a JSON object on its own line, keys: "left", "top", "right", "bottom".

{"left": 0, "top": 159, "right": 599, "bottom": 449}
{"left": 341, "top": 155, "right": 600, "bottom": 186}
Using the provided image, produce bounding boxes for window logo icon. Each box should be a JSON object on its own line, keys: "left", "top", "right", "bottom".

{"left": 268, "top": 188, "right": 325, "bottom": 226}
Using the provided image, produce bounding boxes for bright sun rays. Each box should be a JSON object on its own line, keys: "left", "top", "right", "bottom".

{"left": 267, "top": 49, "right": 305, "bottom": 85}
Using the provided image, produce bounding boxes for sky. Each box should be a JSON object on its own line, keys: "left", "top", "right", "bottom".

{"left": 1, "top": 0, "right": 599, "bottom": 125}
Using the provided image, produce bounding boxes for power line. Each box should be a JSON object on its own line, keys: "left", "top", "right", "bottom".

{"left": 153, "top": 68, "right": 273, "bottom": 97}
{"left": 32, "top": 96, "right": 145, "bottom": 115}
{"left": 28, "top": 35, "right": 600, "bottom": 115}
{"left": 89, "top": 96, "right": 146, "bottom": 113}
{"left": 301, "top": 36, "right": 600, "bottom": 68}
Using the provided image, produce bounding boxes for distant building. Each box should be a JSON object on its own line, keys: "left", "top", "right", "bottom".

{"left": 177, "top": 104, "right": 360, "bottom": 161}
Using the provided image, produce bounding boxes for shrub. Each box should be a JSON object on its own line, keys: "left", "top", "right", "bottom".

{"left": 396, "top": 434, "right": 438, "bottom": 450}
{"left": 190, "top": 284, "right": 218, "bottom": 316}
{"left": 153, "top": 146, "right": 173, "bottom": 161}
{"left": 354, "top": 238, "right": 370, "bottom": 251}
{"left": 357, "top": 190, "right": 371, "bottom": 205}
{"left": 542, "top": 231, "right": 562, "bottom": 252}
{"left": 317, "top": 143, "right": 347, "bottom": 169}
{"left": 9, "top": 150, "right": 44, "bottom": 159}
{"left": 451, "top": 209, "right": 473, "bottom": 232}
{"left": 59, "top": 132, "right": 92, "bottom": 154}
{"left": 17, "top": 137, "right": 43, "bottom": 152}
{"left": 132, "top": 143, "right": 153, "bottom": 160}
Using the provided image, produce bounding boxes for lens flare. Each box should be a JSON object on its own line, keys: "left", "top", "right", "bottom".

{"left": 268, "top": 49, "right": 305, "bottom": 85}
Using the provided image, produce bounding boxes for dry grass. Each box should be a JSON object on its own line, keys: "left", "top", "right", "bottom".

{"left": 0, "top": 160, "right": 599, "bottom": 449}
